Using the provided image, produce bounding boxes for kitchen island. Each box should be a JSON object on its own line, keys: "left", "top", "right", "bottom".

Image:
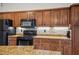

{"left": 8, "top": 35, "right": 71, "bottom": 55}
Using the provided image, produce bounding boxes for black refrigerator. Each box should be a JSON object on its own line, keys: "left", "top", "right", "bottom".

{"left": 0, "top": 19, "right": 12, "bottom": 45}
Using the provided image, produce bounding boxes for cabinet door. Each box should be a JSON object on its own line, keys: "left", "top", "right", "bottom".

{"left": 28, "top": 11, "right": 35, "bottom": 19}
{"left": 71, "top": 6, "right": 79, "bottom": 26}
{"left": 0, "top": 13, "right": 3, "bottom": 18}
{"left": 72, "top": 26, "right": 79, "bottom": 54}
{"left": 8, "top": 37, "right": 16, "bottom": 46}
{"left": 62, "top": 40, "right": 71, "bottom": 55}
{"left": 51, "top": 8, "right": 69, "bottom": 26}
{"left": 43, "top": 10, "right": 51, "bottom": 26}
{"left": 33, "top": 38, "right": 41, "bottom": 49}
{"left": 51, "top": 9, "right": 59, "bottom": 26}
{"left": 34, "top": 11, "right": 43, "bottom": 26}
{"left": 2, "top": 13, "right": 15, "bottom": 27}
{"left": 40, "top": 39, "right": 50, "bottom": 50}
{"left": 60, "top": 8, "right": 69, "bottom": 26}
{"left": 50, "top": 39, "right": 61, "bottom": 51}
{"left": 14, "top": 12, "right": 28, "bottom": 27}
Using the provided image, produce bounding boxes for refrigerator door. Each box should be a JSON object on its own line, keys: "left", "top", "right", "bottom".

{"left": 0, "top": 30, "right": 8, "bottom": 45}
{"left": 0, "top": 20, "right": 3, "bottom": 30}
{"left": 0, "top": 20, "right": 9, "bottom": 30}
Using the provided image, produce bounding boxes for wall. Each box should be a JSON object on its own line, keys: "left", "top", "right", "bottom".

{"left": 0, "top": 3, "right": 72, "bottom": 12}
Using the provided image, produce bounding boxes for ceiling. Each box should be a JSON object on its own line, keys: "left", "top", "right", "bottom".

{"left": 0, "top": 3, "right": 73, "bottom": 12}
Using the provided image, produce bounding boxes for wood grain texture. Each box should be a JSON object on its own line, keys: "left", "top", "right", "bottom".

{"left": 34, "top": 11, "right": 43, "bottom": 26}
{"left": 72, "top": 26, "right": 79, "bottom": 54}
{"left": 8, "top": 37, "right": 16, "bottom": 46}
{"left": 42, "top": 10, "right": 51, "bottom": 26}
{"left": 51, "top": 8, "right": 69, "bottom": 26}
{"left": 71, "top": 6, "right": 79, "bottom": 26}
{"left": 33, "top": 38, "right": 71, "bottom": 55}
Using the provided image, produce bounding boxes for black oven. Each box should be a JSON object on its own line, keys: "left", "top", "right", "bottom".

{"left": 21, "top": 19, "right": 36, "bottom": 28}
{"left": 17, "top": 29, "right": 37, "bottom": 46}
{"left": 17, "top": 36, "right": 33, "bottom": 46}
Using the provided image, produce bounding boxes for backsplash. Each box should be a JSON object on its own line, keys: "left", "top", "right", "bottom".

{"left": 16, "top": 26, "right": 70, "bottom": 36}
{"left": 37, "top": 27, "right": 51, "bottom": 33}
{"left": 16, "top": 27, "right": 26, "bottom": 35}
{"left": 37, "top": 27, "right": 69, "bottom": 35}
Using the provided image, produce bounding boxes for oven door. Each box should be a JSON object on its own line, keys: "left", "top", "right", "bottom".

{"left": 17, "top": 37, "right": 33, "bottom": 46}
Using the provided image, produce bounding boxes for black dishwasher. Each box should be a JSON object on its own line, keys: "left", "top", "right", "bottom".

{"left": 17, "top": 36, "right": 33, "bottom": 46}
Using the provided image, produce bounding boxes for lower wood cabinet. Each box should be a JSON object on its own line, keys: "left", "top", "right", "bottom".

{"left": 61, "top": 40, "right": 71, "bottom": 55}
{"left": 8, "top": 37, "right": 16, "bottom": 46}
{"left": 33, "top": 38, "right": 71, "bottom": 55}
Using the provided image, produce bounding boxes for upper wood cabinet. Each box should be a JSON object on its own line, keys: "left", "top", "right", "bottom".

{"left": 34, "top": 11, "right": 43, "bottom": 26}
{"left": 15, "top": 11, "right": 34, "bottom": 27}
{"left": 28, "top": 11, "right": 35, "bottom": 19}
{"left": 0, "top": 8, "right": 70, "bottom": 27}
{"left": 0, "top": 13, "right": 3, "bottom": 18}
{"left": 42, "top": 10, "right": 51, "bottom": 26}
{"left": 2, "top": 13, "right": 14, "bottom": 19}
{"left": 71, "top": 6, "right": 79, "bottom": 26}
{"left": 14, "top": 12, "right": 28, "bottom": 27}
{"left": 51, "top": 8, "right": 69, "bottom": 26}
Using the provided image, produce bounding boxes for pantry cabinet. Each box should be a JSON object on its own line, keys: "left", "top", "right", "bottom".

{"left": 51, "top": 8, "right": 69, "bottom": 26}
{"left": 72, "top": 26, "right": 79, "bottom": 54}
{"left": 71, "top": 5, "right": 79, "bottom": 26}
{"left": 34, "top": 11, "right": 43, "bottom": 26}
{"left": 71, "top": 5, "right": 79, "bottom": 55}
{"left": 42, "top": 10, "right": 51, "bottom": 26}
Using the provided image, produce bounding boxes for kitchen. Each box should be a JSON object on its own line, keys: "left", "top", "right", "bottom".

{"left": 0, "top": 3, "right": 79, "bottom": 55}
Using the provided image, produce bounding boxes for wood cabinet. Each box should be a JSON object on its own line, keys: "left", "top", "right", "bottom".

{"left": 34, "top": 11, "right": 43, "bottom": 26}
{"left": 1, "top": 11, "right": 34, "bottom": 27}
{"left": 42, "top": 10, "right": 51, "bottom": 26}
{"left": 62, "top": 40, "right": 71, "bottom": 55}
{"left": 14, "top": 11, "right": 34, "bottom": 27}
{"left": 50, "top": 39, "right": 62, "bottom": 51}
{"left": 0, "top": 13, "right": 3, "bottom": 18}
{"left": 72, "top": 26, "right": 79, "bottom": 54}
{"left": 51, "top": 8, "right": 69, "bottom": 26}
{"left": 33, "top": 38, "right": 71, "bottom": 55}
{"left": 71, "top": 5, "right": 79, "bottom": 55}
{"left": 13, "top": 12, "right": 28, "bottom": 27}
{"left": 8, "top": 37, "right": 16, "bottom": 46}
{"left": 0, "top": 8, "right": 70, "bottom": 27}
{"left": 28, "top": 11, "right": 35, "bottom": 19}
{"left": 71, "top": 6, "right": 79, "bottom": 26}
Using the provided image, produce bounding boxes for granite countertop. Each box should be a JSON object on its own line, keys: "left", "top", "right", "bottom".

{"left": 0, "top": 46, "right": 61, "bottom": 55}
{"left": 8, "top": 34, "right": 70, "bottom": 40}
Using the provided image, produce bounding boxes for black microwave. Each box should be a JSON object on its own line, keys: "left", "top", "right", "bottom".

{"left": 21, "top": 19, "right": 36, "bottom": 28}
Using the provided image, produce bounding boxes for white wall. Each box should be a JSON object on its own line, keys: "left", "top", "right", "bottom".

{"left": 0, "top": 3, "right": 73, "bottom": 12}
